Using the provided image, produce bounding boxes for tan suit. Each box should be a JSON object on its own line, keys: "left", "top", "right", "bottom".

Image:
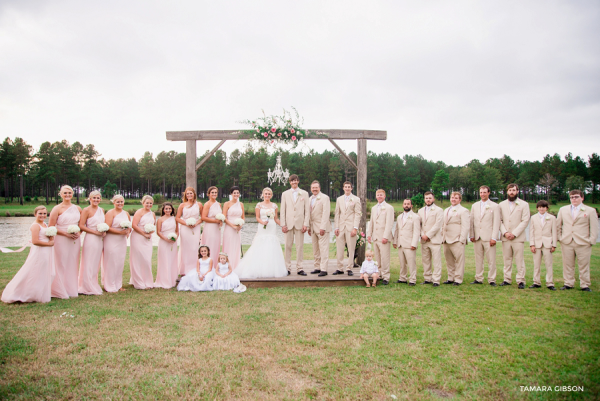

{"left": 529, "top": 213, "right": 557, "bottom": 287}
{"left": 499, "top": 198, "right": 530, "bottom": 284}
{"left": 442, "top": 204, "right": 470, "bottom": 284}
{"left": 556, "top": 204, "right": 598, "bottom": 288}
{"left": 367, "top": 201, "right": 395, "bottom": 281}
{"left": 418, "top": 204, "right": 444, "bottom": 284}
{"left": 393, "top": 211, "right": 421, "bottom": 284}
{"left": 470, "top": 200, "right": 501, "bottom": 283}
{"left": 334, "top": 194, "right": 362, "bottom": 271}
{"left": 309, "top": 193, "right": 332, "bottom": 272}
{"left": 280, "top": 187, "right": 311, "bottom": 272}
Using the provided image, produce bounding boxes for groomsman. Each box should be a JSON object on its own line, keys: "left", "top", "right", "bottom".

{"left": 308, "top": 181, "right": 332, "bottom": 276}
{"left": 334, "top": 181, "right": 362, "bottom": 276}
{"left": 469, "top": 185, "right": 501, "bottom": 286}
{"left": 367, "top": 189, "right": 395, "bottom": 285}
{"left": 280, "top": 174, "right": 311, "bottom": 276}
{"left": 442, "top": 192, "right": 470, "bottom": 286}
{"left": 393, "top": 199, "right": 421, "bottom": 286}
{"left": 498, "top": 183, "right": 530, "bottom": 289}
{"left": 556, "top": 190, "right": 599, "bottom": 291}
{"left": 418, "top": 192, "right": 444, "bottom": 286}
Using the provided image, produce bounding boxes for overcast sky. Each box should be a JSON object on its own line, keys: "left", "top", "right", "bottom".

{"left": 1, "top": 0, "right": 598, "bottom": 166}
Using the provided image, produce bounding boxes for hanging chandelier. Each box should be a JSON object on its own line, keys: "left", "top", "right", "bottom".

{"left": 267, "top": 155, "right": 290, "bottom": 186}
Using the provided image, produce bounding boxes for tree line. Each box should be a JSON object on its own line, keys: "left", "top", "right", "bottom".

{"left": 1, "top": 137, "right": 599, "bottom": 205}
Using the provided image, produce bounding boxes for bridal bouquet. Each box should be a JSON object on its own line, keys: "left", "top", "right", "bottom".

{"left": 120, "top": 220, "right": 132, "bottom": 229}
{"left": 185, "top": 217, "right": 197, "bottom": 234}
{"left": 264, "top": 210, "right": 274, "bottom": 229}
{"left": 45, "top": 227, "right": 57, "bottom": 237}
{"left": 215, "top": 213, "right": 226, "bottom": 223}
{"left": 144, "top": 223, "right": 156, "bottom": 241}
{"left": 67, "top": 225, "right": 80, "bottom": 244}
{"left": 166, "top": 232, "right": 178, "bottom": 250}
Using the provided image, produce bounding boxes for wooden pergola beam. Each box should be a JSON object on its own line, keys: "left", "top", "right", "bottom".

{"left": 166, "top": 129, "right": 386, "bottom": 141}
{"left": 196, "top": 139, "right": 227, "bottom": 170}
{"left": 328, "top": 139, "right": 358, "bottom": 171}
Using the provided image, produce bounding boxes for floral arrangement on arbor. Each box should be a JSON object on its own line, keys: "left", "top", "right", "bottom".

{"left": 240, "top": 108, "right": 325, "bottom": 147}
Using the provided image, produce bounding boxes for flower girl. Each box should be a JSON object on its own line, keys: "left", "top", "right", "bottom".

{"left": 212, "top": 252, "right": 241, "bottom": 291}
{"left": 177, "top": 245, "right": 214, "bottom": 292}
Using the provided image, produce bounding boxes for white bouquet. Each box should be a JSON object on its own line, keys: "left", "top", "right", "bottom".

{"left": 97, "top": 223, "right": 109, "bottom": 233}
{"left": 264, "top": 210, "right": 274, "bottom": 229}
{"left": 45, "top": 227, "right": 57, "bottom": 237}
{"left": 215, "top": 213, "right": 226, "bottom": 223}
{"left": 234, "top": 218, "right": 245, "bottom": 226}
{"left": 67, "top": 225, "right": 80, "bottom": 244}
{"left": 144, "top": 223, "right": 156, "bottom": 241}
{"left": 120, "top": 220, "right": 132, "bottom": 229}
{"left": 185, "top": 217, "right": 197, "bottom": 234}
{"left": 166, "top": 232, "right": 178, "bottom": 250}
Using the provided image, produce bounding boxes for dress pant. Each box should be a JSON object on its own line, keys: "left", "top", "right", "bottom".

{"left": 336, "top": 229, "right": 357, "bottom": 271}
{"left": 311, "top": 231, "right": 330, "bottom": 273}
{"left": 443, "top": 242, "right": 465, "bottom": 284}
{"left": 284, "top": 227, "right": 305, "bottom": 272}
{"left": 397, "top": 247, "right": 417, "bottom": 284}
{"left": 473, "top": 239, "right": 497, "bottom": 283}
{"left": 422, "top": 242, "right": 442, "bottom": 284}
{"left": 561, "top": 242, "right": 592, "bottom": 288}
{"left": 373, "top": 240, "right": 391, "bottom": 281}
{"left": 501, "top": 241, "right": 526, "bottom": 284}
{"left": 533, "top": 246, "right": 554, "bottom": 287}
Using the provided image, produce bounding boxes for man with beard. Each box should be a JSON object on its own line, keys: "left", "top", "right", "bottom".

{"left": 469, "top": 185, "right": 501, "bottom": 286}
{"left": 393, "top": 199, "right": 421, "bottom": 286}
{"left": 418, "top": 192, "right": 444, "bottom": 286}
{"left": 442, "top": 192, "right": 470, "bottom": 286}
{"left": 498, "top": 183, "right": 530, "bottom": 289}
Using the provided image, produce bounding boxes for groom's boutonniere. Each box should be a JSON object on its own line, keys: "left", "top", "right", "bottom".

{"left": 545, "top": 216, "right": 551, "bottom": 220}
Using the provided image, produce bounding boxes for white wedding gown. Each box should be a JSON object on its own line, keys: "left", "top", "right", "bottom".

{"left": 235, "top": 203, "right": 288, "bottom": 278}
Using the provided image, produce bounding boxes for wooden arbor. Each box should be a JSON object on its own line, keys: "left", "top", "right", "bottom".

{"left": 166, "top": 129, "right": 387, "bottom": 262}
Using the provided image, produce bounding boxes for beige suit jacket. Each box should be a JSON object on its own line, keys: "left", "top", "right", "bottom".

{"left": 470, "top": 200, "right": 501, "bottom": 241}
{"left": 556, "top": 204, "right": 599, "bottom": 246}
{"left": 367, "top": 201, "right": 394, "bottom": 241}
{"left": 418, "top": 204, "right": 443, "bottom": 244}
{"left": 309, "top": 193, "right": 332, "bottom": 233}
{"left": 529, "top": 213, "right": 557, "bottom": 248}
{"left": 280, "top": 188, "right": 310, "bottom": 230}
{"left": 334, "top": 194, "right": 362, "bottom": 232}
{"left": 442, "top": 204, "right": 470, "bottom": 244}
{"left": 393, "top": 211, "right": 421, "bottom": 249}
{"left": 499, "top": 198, "right": 530, "bottom": 242}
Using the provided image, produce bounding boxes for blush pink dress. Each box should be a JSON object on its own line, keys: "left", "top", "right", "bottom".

{"left": 155, "top": 216, "right": 178, "bottom": 289}
{"left": 51, "top": 204, "right": 81, "bottom": 299}
{"left": 1, "top": 223, "right": 55, "bottom": 304}
{"left": 78, "top": 207, "right": 104, "bottom": 295}
{"left": 129, "top": 211, "right": 155, "bottom": 289}
{"left": 178, "top": 203, "right": 201, "bottom": 275}
{"left": 223, "top": 202, "right": 242, "bottom": 270}
{"left": 201, "top": 202, "right": 222, "bottom": 257}
{"left": 101, "top": 210, "right": 129, "bottom": 292}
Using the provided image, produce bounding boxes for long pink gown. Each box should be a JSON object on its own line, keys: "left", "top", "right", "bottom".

{"left": 51, "top": 204, "right": 81, "bottom": 299}
{"left": 1, "top": 223, "right": 55, "bottom": 304}
{"left": 101, "top": 210, "right": 129, "bottom": 292}
{"left": 178, "top": 203, "right": 201, "bottom": 275}
{"left": 129, "top": 211, "right": 155, "bottom": 289}
{"left": 201, "top": 202, "right": 222, "bottom": 257}
{"left": 155, "top": 216, "right": 178, "bottom": 289}
{"left": 223, "top": 202, "right": 242, "bottom": 270}
{"left": 78, "top": 208, "right": 104, "bottom": 295}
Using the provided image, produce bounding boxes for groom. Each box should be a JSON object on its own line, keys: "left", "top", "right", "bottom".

{"left": 281, "top": 174, "right": 311, "bottom": 276}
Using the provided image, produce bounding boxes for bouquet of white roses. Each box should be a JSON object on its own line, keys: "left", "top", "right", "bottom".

{"left": 120, "top": 220, "right": 132, "bottom": 229}
{"left": 166, "top": 232, "right": 177, "bottom": 250}
{"left": 144, "top": 224, "right": 156, "bottom": 241}
{"left": 97, "top": 223, "right": 109, "bottom": 233}
{"left": 185, "top": 217, "right": 197, "bottom": 234}
{"left": 67, "top": 225, "right": 80, "bottom": 244}
{"left": 45, "top": 227, "right": 57, "bottom": 237}
{"left": 234, "top": 218, "right": 245, "bottom": 227}
{"left": 215, "top": 213, "right": 226, "bottom": 223}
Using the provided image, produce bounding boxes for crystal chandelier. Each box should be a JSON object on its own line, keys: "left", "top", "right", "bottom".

{"left": 268, "top": 155, "right": 290, "bottom": 186}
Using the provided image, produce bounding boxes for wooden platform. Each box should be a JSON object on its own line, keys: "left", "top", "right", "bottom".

{"left": 241, "top": 260, "right": 366, "bottom": 288}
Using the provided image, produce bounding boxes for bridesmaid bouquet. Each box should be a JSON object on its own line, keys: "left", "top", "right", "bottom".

{"left": 45, "top": 227, "right": 57, "bottom": 237}
{"left": 264, "top": 210, "right": 274, "bottom": 229}
{"left": 120, "top": 221, "right": 132, "bottom": 229}
{"left": 97, "top": 223, "right": 110, "bottom": 241}
{"left": 185, "top": 218, "right": 197, "bottom": 234}
{"left": 144, "top": 224, "right": 156, "bottom": 241}
{"left": 234, "top": 218, "right": 245, "bottom": 227}
{"left": 67, "top": 225, "right": 80, "bottom": 244}
{"left": 215, "top": 213, "right": 226, "bottom": 223}
{"left": 167, "top": 232, "right": 178, "bottom": 250}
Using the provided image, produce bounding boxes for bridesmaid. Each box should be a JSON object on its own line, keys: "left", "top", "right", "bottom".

{"left": 78, "top": 190, "right": 105, "bottom": 295}
{"left": 155, "top": 202, "right": 179, "bottom": 289}
{"left": 129, "top": 195, "right": 156, "bottom": 289}
{"left": 176, "top": 187, "right": 202, "bottom": 277}
{"left": 48, "top": 185, "right": 82, "bottom": 299}
{"left": 1, "top": 206, "right": 55, "bottom": 304}
{"left": 102, "top": 195, "right": 131, "bottom": 292}
{"left": 201, "top": 186, "right": 223, "bottom": 256}
{"left": 223, "top": 186, "right": 245, "bottom": 270}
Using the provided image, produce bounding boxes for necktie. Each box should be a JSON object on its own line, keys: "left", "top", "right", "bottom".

{"left": 572, "top": 207, "right": 577, "bottom": 220}
{"left": 424, "top": 207, "right": 427, "bottom": 222}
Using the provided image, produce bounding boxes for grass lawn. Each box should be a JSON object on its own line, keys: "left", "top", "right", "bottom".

{"left": 1, "top": 242, "right": 599, "bottom": 400}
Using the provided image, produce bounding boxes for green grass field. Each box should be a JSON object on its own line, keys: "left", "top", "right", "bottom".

{"left": 1, "top": 243, "right": 599, "bottom": 399}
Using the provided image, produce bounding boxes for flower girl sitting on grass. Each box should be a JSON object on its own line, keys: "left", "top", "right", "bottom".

{"left": 177, "top": 245, "right": 214, "bottom": 292}
{"left": 212, "top": 252, "right": 241, "bottom": 291}
{"left": 360, "top": 250, "right": 379, "bottom": 287}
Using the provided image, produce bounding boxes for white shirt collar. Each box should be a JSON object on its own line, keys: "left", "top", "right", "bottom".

{"left": 571, "top": 204, "right": 581, "bottom": 210}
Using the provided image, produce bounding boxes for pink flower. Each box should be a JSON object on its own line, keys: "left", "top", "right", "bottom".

{"left": 291, "top": 128, "right": 295, "bottom": 134}
{"left": 277, "top": 133, "right": 282, "bottom": 137}
{"left": 270, "top": 140, "right": 274, "bottom": 144}
{"left": 263, "top": 133, "right": 268, "bottom": 137}
{"left": 270, "top": 128, "right": 276, "bottom": 133}
{"left": 291, "top": 136, "right": 296, "bottom": 141}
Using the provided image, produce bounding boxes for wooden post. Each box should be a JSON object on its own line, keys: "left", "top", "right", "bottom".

{"left": 357, "top": 138, "right": 367, "bottom": 264}
{"left": 186, "top": 140, "right": 197, "bottom": 192}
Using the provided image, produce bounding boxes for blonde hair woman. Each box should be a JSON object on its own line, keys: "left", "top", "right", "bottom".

{"left": 129, "top": 195, "right": 156, "bottom": 289}
{"left": 175, "top": 187, "right": 203, "bottom": 277}
{"left": 77, "top": 190, "right": 105, "bottom": 295}
{"left": 48, "top": 185, "right": 82, "bottom": 299}
{"left": 102, "top": 194, "right": 132, "bottom": 292}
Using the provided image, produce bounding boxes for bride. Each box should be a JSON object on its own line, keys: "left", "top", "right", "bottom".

{"left": 235, "top": 187, "right": 288, "bottom": 278}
